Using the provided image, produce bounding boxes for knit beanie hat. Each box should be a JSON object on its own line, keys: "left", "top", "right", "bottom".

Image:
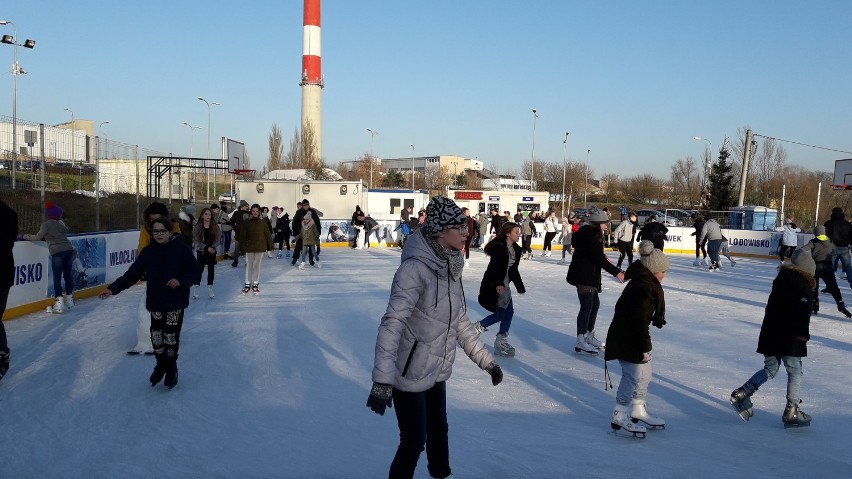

{"left": 814, "top": 225, "right": 826, "bottom": 237}
{"left": 424, "top": 196, "right": 466, "bottom": 236}
{"left": 638, "top": 240, "right": 670, "bottom": 274}
{"left": 586, "top": 205, "right": 609, "bottom": 224}
{"left": 790, "top": 248, "right": 816, "bottom": 276}
{"left": 181, "top": 204, "right": 196, "bottom": 216}
{"left": 239, "top": 199, "right": 249, "bottom": 209}
{"left": 45, "top": 201, "right": 63, "bottom": 220}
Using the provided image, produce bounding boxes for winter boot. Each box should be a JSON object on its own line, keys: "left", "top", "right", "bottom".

{"left": 837, "top": 301, "right": 851, "bottom": 318}
{"left": 149, "top": 354, "right": 167, "bottom": 387}
{"left": 494, "top": 332, "right": 516, "bottom": 357}
{"left": 48, "top": 297, "right": 65, "bottom": 314}
{"left": 630, "top": 399, "right": 665, "bottom": 429}
{"left": 0, "top": 350, "right": 9, "bottom": 381}
{"left": 782, "top": 402, "right": 812, "bottom": 428}
{"left": 611, "top": 404, "right": 646, "bottom": 438}
{"left": 241, "top": 283, "right": 251, "bottom": 295}
{"left": 65, "top": 295, "right": 75, "bottom": 309}
{"left": 163, "top": 356, "right": 179, "bottom": 390}
{"left": 207, "top": 285, "right": 215, "bottom": 299}
{"left": 267, "top": 251, "right": 273, "bottom": 259}
{"left": 730, "top": 383, "right": 756, "bottom": 421}
{"left": 575, "top": 334, "right": 599, "bottom": 355}
{"left": 192, "top": 285, "right": 200, "bottom": 299}
{"left": 585, "top": 330, "right": 605, "bottom": 349}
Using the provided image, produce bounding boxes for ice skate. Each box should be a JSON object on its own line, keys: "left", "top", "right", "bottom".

{"left": 231, "top": 258, "right": 238, "bottom": 268}
{"left": 630, "top": 399, "right": 665, "bottom": 429}
{"left": 574, "top": 334, "right": 599, "bottom": 355}
{"left": 611, "top": 405, "right": 646, "bottom": 438}
{"left": 730, "top": 385, "right": 755, "bottom": 421}
{"left": 267, "top": 251, "right": 273, "bottom": 259}
{"left": 252, "top": 283, "right": 260, "bottom": 296}
{"left": 557, "top": 259, "right": 566, "bottom": 265}
{"left": 692, "top": 258, "right": 701, "bottom": 267}
{"left": 207, "top": 285, "right": 215, "bottom": 299}
{"left": 494, "top": 332, "right": 516, "bottom": 357}
{"left": 192, "top": 285, "right": 200, "bottom": 299}
{"left": 149, "top": 355, "right": 167, "bottom": 387}
{"left": 702, "top": 258, "right": 709, "bottom": 266}
{"left": 65, "top": 295, "right": 74, "bottom": 310}
{"left": 46, "top": 297, "right": 65, "bottom": 314}
{"left": 472, "top": 321, "right": 487, "bottom": 335}
{"left": 730, "top": 259, "right": 737, "bottom": 267}
{"left": 0, "top": 351, "right": 8, "bottom": 381}
{"left": 464, "top": 259, "right": 470, "bottom": 268}
{"left": 163, "top": 360, "right": 179, "bottom": 390}
{"left": 585, "top": 330, "right": 605, "bottom": 349}
{"left": 299, "top": 261, "right": 306, "bottom": 270}
{"left": 545, "top": 250, "right": 552, "bottom": 257}
{"left": 241, "top": 283, "right": 251, "bottom": 295}
{"left": 286, "top": 251, "right": 291, "bottom": 258}
{"left": 277, "top": 251, "right": 283, "bottom": 259}
{"left": 837, "top": 301, "right": 851, "bottom": 318}
{"left": 782, "top": 402, "right": 812, "bottom": 428}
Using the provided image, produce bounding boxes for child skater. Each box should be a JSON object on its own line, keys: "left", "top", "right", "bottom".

{"left": 99, "top": 217, "right": 198, "bottom": 389}
{"left": 729, "top": 247, "right": 814, "bottom": 427}
{"left": 604, "top": 240, "right": 669, "bottom": 438}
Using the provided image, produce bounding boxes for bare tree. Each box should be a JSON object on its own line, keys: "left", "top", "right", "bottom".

{"left": 600, "top": 173, "right": 621, "bottom": 203}
{"left": 423, "top": 166, "right": 453, "bottom": 196}
{"left": 669, "top": 156, "right": 701, "bottom": 207}
{"left": 622, "top": 174, "right": 664, "bottom": 204}
{"left": 266, "top": 123, "right": 285, "bottom": 172}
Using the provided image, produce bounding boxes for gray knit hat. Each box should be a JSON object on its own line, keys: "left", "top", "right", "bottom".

{"left": 181, "top": 204, "right": 196, "bottom": 216}
{"left": 586, "top": 205, "right": 609, "bottom": 225}
{"left": 638, "top": 240, "right": 670, "bottom": 274}
{"left": 239, "top": 199, "right": 249, "bottom": 209}
{"left": 814, "top": 225, "right": 826, "bottom": 236}
{"left": 424, "top": 196, "right": 466, "bottom": 236}
{"left": 791, "top": 248, "right": 816, "bottom": 276}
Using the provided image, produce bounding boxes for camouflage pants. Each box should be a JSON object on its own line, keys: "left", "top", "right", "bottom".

{"left": 150, "top": 310, "right": 185, "bottom": 359}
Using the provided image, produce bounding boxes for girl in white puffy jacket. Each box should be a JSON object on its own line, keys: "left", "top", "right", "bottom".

{"left": 776, "top": 221, "right": 801, "bottom": 265}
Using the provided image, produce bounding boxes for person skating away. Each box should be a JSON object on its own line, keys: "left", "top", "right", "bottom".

{"left": 99, "top": 216, "right": 198, "bottom": 389}
{"left": 238, "top": 204, "right": 274, "bottom": 295}
{"left": 636, "top": 215, "right": 668, "bottom": 252}
{"left": 719, "top": 235, "right": 737, "bottom": 267}
{"left": 699, "top": 216, "right": 724, "bottom": 271}
{"left": 229, "top": 200, "right": 251, "bottom": 268}
{"left": 730, "top": 247, "right": 815, "bottom": 427}
{"left": 18, "top": 202, "right": 76, "bottom": 313}
{"left": 367, "top": 196, "right": 503, "bottom": 479}
{"left": 776, "top": 220, "right": 800, "bottom": 267}
{"left": 824, "top": 207, "right": 852, "bottom": 289}
{"left": 605, "top": 240, "right": 670, "bottom": 438}
{"left": 541, "top": 210, "right": 559, "bottom": 257}
{"left": 800, "top": 226, "right": 852, "bottom": 318}
{"left": 521, "top": 213, "right": 535, "bottom": 260}
{"left": 294, "top": 216, "right": 321, "bottom": 270}
{"left": 0, "top": 196, "right": 17, "bottom": 381}
{"left": 274, "top": 210, "right": 292, "bottom": 258}
{"left": 690, "top": 213, "right": 709, "bottom": 266}
{"left": 192, "top": 207, "right": 220, "bottom": 299}
{"left": 613, "top": 211, "right": 639, "bottom": 269}
{"left": 567, "top": 207, "right": 626, "bottom": 355}
{"left": 176, "top": 204, "right": 196, "bottom": 249}
{"left": 557, "top": 216, "right": 574, "bottom": 265}
{"left": 215, "top": 204, "right": 233, "bottom": 259}
{"left": 475, "top": 222, "right": 526, "bottom": 357}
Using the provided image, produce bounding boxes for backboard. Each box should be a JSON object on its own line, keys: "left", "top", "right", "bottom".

{"left": 832, "top": 159, "right": 852, "bottom": 190}
{"left": 222, "top": 137, "right": 246, "bottom": 174}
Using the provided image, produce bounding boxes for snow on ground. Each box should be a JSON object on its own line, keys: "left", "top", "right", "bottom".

{"left": 2, "top": 246, "right": 852, "bottom": 478}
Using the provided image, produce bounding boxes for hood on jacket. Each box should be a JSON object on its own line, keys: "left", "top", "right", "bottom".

{"left": 179, "top": 211, "right": 194, "bottom": 223}
{"left": 831, "top": 208, "right": 845, "bottom": 221}
{"left": 778, "top": 265, "right": 816, "bottom": 295}
{"left": 572, "top": 224, "right": 602, "bottom": 248}
{"left": 401, "top": 229, "right": 446, "bottom": 275}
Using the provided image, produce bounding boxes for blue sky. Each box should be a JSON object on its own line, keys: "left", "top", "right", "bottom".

{"left": 2, "top": 1, "right": 850, "bottom": 178}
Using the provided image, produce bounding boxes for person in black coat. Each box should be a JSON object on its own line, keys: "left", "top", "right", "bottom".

{"left": 730, "top": 248, "right": 815, "bottom": 427}
{"left": 605, "top": 240, "right": 669, "bottom": 434}
{"left": 824, "top": 206, "right": 852, "bottom": 289}
{"left": 99, "top": 216, "right": 198, "bottom": 390}
{"left": 0, "top": 196, "right": 17, "bottom": 380}
{"left": 637, "top": 215, "right": 669, "bottom": 251}
{"left": 476, "top": 222, "right": 526, "bottom": 357}
{"left": 567, "top": 221, "right": 625, "bottom": 354}
{"left": 689, "top": 214, "right": 708, "bottom": 266}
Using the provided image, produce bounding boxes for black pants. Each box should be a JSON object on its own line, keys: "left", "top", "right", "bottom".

{"left": 522, "top": 234, "right": 532, "bottom": 254}
{"left": 543, "top": 231, "right": 557, "bottom": 251}
{"left": 616, "top": 240, "right": 634, "bottom": 268}
{"left": 814, "top": 261, "right": 843, "bottom": 306}
{"left": 696, "top": 241, "right": 707, "bottom": 259}
{"left": 292, "top": 238, "right": 303, "bottom": 263}
{"left": 389, "top": 381, "right": 450, "bottom": 479}
{"left": 150, "top": 309, "right": 185, "bottom": 360}
{"left": 196, "top": 250, "right": 216, "bottom": 286}
{"left": 779, "top": 244, "right": 795, "bottom": 262}
{"left": 464, "top": 235, "right": 472, "bottom": 259}
{"left": 576, "top": 285, "right": 600, "bottom": 336}
{"left": 0, "top": 285, "right": 10, "bottom": 354}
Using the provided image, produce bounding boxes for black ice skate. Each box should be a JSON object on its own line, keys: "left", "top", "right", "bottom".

{"left": 782, "top": 402, "right": 811, "bottom": 428}
{"left": 837, "top": 301, "right": 851, "bottom": 318}
{"left": 730, "top": 386, "right": 754, "bottom": 421}
{"left": 0, "top": 351, "right": 9, "bottom": 381}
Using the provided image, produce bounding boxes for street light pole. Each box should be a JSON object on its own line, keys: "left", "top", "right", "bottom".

{"left": 1, "top": 20, "right": 36, "bottom": 190}
{"left": 198, "top": 96, "right": 220, "bottom": 200}
{"left": 530, "top": 108, "right": 538, "bottom": 191}
{"left": 410, "top": 144, "right": 415, "bottom": 190}
{"left": 183, "top": 122, "right": 202, "bottom": 201}
{"left": 96, "top": 121, "right": 109, "bottom": 231}
{"left": 367, "top": 128, "right": 378, "bottom": 189}
{"left": 562, "top": 131, "right": 569, "bottom": 215}
{"left": 584, "top": 149, "right": 590, "bottom": 208}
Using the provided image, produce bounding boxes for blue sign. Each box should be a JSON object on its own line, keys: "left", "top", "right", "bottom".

{"left": 522, "top": 196, "right": 533, "bottom": 201}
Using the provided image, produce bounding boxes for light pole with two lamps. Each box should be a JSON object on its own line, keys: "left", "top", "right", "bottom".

{"left": 64, "top": 107, "right": 83, "bottom": 190}
{"left": 367, "top": 128, "right": 378, "bottom": 188}
{"left": 183, "top": 122, "right": 202, "bottom": 201}
{"left": 0, "top": 20, "right": 36, "bottom": 190}
{"left": 561, "top": 131, "right": 569, "bottom": 215}
{"left": 198, "top": 97, "right": 220, "bottom": 200}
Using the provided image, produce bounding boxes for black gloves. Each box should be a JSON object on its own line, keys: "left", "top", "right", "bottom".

{"left": 486, "top": 361, "right": 503, "bottom": 386}
{"left": 366, "top": 382, "right": 393, "bottom": 416}
{"left": 652, "top": 315, "right": 666, "bottom": 329}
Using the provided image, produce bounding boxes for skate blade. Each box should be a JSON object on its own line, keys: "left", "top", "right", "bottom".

{"left": 730, "top": 400, "right": 753, "bottom": 421}
{"left": 609, "top": 424, "right": 646, "bottom": 439}
{"left": 631, "top": 419, "right": 665, "bottom": 430}
{"left": 783, "top": 420, "right": 811, "bottom": 429}
{"left": 574, "top": 348, "right": 599, "bottom": 355}
{"left": 126, "top": 351, "right": 142, "bottom": 355}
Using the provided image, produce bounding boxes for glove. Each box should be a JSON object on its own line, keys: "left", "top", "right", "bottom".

{"left": 486, "top": 361, "right": 503, "bottom": 386}
{"left": 652, "top": 315, "right": 666, "bottom": 329}
{"left": 642, "top": 352, "right": 652, "bottom": 363}
{"left": 366, "top": 382, "right": 393, "bottom": 416}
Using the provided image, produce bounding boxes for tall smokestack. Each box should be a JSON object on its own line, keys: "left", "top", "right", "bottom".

{"left": 300, "top": 0, "right": 323, "bottom": 161}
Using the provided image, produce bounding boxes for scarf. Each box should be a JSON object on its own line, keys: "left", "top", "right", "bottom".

{"left": 424, "top": 233, "right": 465, "bottom": 281}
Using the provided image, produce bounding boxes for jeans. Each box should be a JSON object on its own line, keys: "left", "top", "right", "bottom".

{"left": 480, "top": 298, "right": 513, "bottom": 334}
{"left": 389, "top": 382, "right": 450, "bottom": 479}
{"left": 616, "top": 360, "right": 652, "bottom": 406}
{"left": 746, "top": 355, "right": 803, "bottom": 405}
{"left": 222, "top": 230, "right": 232, "bottom": 255}
{"left": 51, "top": 249, "right": 74, "bottom": 297}
{"left": 707, "top": 239, "right": 723, "bottom": 264}
{"left": 831, "top": 246, "right": 852, "bottom": 287}
{"left": 576, "top": 285, "right": 600, "bottom": 335}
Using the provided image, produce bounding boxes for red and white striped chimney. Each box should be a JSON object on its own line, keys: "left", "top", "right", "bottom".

{"left": 301, "top": 0, "right": 323, "bottom": 160}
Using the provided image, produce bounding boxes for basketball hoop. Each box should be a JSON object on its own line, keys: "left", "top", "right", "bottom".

{"left": 233, "top": 169, "right": 256, "bottom": 182}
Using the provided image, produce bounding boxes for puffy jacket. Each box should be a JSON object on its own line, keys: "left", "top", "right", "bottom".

{"left": 238, "top": 217, "right": 274, "bottom": 253}
{"left": 801, "top": 236, "right": 834, "bottom": 263}
{"left": 543, "top": 216, "right": 558, "bottom": 233}
{"left": 372, "top": 229, "right": 495, "bottom": 392}
{"left": 192, "top": 221, "right": 220, "bottom": 253}
{"left": 612, "top": 219, "right": 637, "bottom": 243}
{"left": 604, "top": 261, "right": 665, "bottom": 364}
{"left": 756, "top": 266, "right": 813, "bottom": 357}
{"left": 699, "top": 218, "right": 723, "bottom": 243}
{"left": 567, "top": 225, "right": 621, "bottom": 291}
{"left": 776, "top": 224, "right": 801, "bottom": 247}
{"left": 296, "top": 223, "right": 320, "bottom": 246}
{"left": 107, "top": 239, "right": 198, "bottom": 312}
{"left": 23, "top": 219, "right": 74, "bottom": 255}
{"left": 478, "top": 241, "right": 526, "bottom": 312}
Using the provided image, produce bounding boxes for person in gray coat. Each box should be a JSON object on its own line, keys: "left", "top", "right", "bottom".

{"left": 699, "top": 217, "right": 724, "bottom": 271}
{"left": 367, "top": 196, "right": 503, "bottom": 479}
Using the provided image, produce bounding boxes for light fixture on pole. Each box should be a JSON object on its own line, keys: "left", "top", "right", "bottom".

{"left": 694, "top": 136, "right": 712, "bottom": 209}
{"left": 530, "top": 108, "right": 538, "bottom": 191}
{"left": 1, "top": 20, "right": 36, "bottom": 190}
{"left": 183, "top": 121, "right": 202, "bottom": 201}
{"left": 562, "top": 131, "right": 569, "bottom": 215}
{"left": 584, "top": 149, "right": 590, "bottom": 208}
{"left": 198, "top": 97, "right": 220, "bottom": 200}
{"left": 182, "top": 121, "right": 202, "bottom": 157}
{"left": 410, "top": 144, "right": 415, "bottom": 190}
{"left": 367, "top": 128, "right": 379, "bottom": 189}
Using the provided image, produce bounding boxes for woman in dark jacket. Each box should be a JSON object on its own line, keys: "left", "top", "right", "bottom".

{"left": 99, "top": 217, "right": 198, "bottom": 389}
{"left": 604, "top": 240, "right": 669, "bottom": 437}
{"left": 0, "top": 197, "right": 17, "bottom": 380}
{"left": 567, "top": 223, "right": 624, "bottom": 354}
{"left": 476, "top": 222, "right": 526, "bottom": 357}
{"left": 730, "top": 248, "right": 815, "bottom": 427}
{"left": 636, "top": 215, "right": 668, "bottom": 251}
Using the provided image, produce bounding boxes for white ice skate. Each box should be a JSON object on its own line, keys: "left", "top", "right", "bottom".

{"left": 192, "top": 285, "right": 200, "bottom": 299}
{"left": 611, "top": 405, "right": 646, "bottom": 438}
{"left": 494, "top": 333, "right": 516, "bottom": 357}
{"left": 298, "top": 261, "right": 306, "bottom": 270}
{"left": 585, "top": 330, "right": 605, "bottom": 349}
{"left": 630, "top": 399, "right": 665, "bottom": 429}
{"left": 574, "top": 334, "right": 598, "bottom": 355}
{"left": 46, "top": 297, "right": 65, "bottom": 314}
{"left": 692, "top": 259, "right": 701, "bottom": 267}
{"left": 207, "top": 285, "right": 215, "bottom": 299}
{"left": 65, "top": 295, "right": 74, "bottom": 310}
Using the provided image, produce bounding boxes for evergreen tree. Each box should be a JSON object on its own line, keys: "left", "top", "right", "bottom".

{"left": 708, "top": 146, "right": 735, "bottom": 211}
